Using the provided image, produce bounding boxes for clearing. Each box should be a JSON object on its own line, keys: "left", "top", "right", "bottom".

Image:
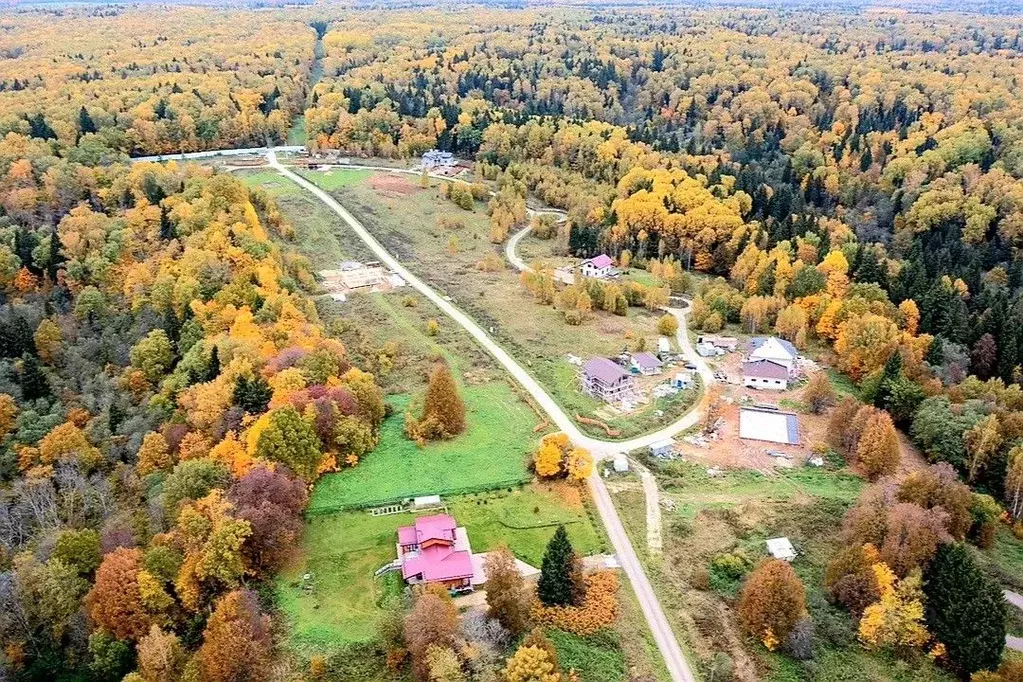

{"left": 295, "top": 167, "right": 701, "bottom": 439}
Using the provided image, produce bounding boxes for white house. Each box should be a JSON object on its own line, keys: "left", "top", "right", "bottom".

{"left": 748, "top": 337, "right": 798, "bottom": 370}
{"left": 741, "top": 359, "right": 789, "bottom": 390}
{"left": 580, "top": 254, "right": 615, "bottom": 279}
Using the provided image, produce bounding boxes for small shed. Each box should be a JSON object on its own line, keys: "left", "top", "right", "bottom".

{"left": 413, "top": 495, "right": 442, "bottom": 509}
{"left": 766, "top": 537, "right": 797, "bottom": 562}
{"left": 649, "top": 438, "right": 676, "bottom": 458}
{"left": 658, "top": 337, "right": 672, "bottom": 354}
{"left": 673, "top": 372, "right": 694, "bottom": 390}
{"left": 613, "top": 453, "right": 629, "bottom": 473}
{"left": 632, "top": 352, "right": 663, "bottom": 376}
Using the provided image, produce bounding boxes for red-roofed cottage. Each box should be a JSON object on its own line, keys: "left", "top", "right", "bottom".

{"left": 580, "top": 254, "right": 615, "bottom": 279}
{"left": 396, "top": 514, "right": 476, "bottom": 591}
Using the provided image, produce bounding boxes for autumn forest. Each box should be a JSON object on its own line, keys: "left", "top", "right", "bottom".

{"left": 3, "top": 3, "right": 1023, "bottom": 682}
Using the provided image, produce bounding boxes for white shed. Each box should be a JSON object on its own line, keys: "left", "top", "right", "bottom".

{"left": 766, "top": 537, "right": 797, "bottom": 562}
{"left": 613, "top": 453, "right": 629, "bottom": 473}
{"left": 658, "top": 337, "right": 672, "bottom": 354}
{"left": 412, "top": 495, "right": 442, "bottom": 509}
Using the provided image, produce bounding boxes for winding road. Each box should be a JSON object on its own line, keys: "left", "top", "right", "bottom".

{"left": 137, "top": 146, "right": 702, "bottom": 682}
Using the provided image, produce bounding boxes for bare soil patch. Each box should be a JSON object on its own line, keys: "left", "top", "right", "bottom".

{"left": 370, "top": 173, "right": 420, "bottom": 196}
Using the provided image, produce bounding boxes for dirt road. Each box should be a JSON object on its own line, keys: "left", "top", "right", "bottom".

{"left": 267, "top": 151, "right": 699, "bottom": 682}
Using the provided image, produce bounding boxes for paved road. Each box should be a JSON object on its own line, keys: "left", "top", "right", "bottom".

{"left": 1006, "top": 590, "right": 1023, "bottom": 652}
{"left": 266, "top": 150, "right": 698, "bottom": 682}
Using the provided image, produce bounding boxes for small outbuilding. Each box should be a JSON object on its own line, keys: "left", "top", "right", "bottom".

{"left": 613, "top": 453, "right": 629, "bottom": 473}
{"left": 766, "top": 537, "right": 797, "bottom": 562}
{"left": 673, "top": 372, "right": 694, "bottom": 390}
{"left": 631, "top": 352, "right": 663, "bottom": 376}
{"left": 658, "top": 337, "right": 672, "bottom": 354}
{"left": 649, "top": 438, "right": 676, "bottom": 458}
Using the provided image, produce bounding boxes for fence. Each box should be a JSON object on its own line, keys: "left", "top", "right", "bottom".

{"left": 305, "top": 475, "right": 532, "bottom": 516}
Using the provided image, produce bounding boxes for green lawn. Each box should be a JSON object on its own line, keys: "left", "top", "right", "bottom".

{"left": 287, "top": 115, "right": 307, "bottom": 145}
{"left": 308, "top": 389, "right": 539, "bottom": 512}
{"left": 279, "top": 484, "right": 603, "bottom": 652}
{"left": 297, "top": 167, "right": 373, "bottom": 191}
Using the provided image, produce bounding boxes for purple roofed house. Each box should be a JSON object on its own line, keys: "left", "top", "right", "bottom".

{"left": 580, "top": 254, "right": 616, "bottom": 279}
{"left": 742, "top": 358, "right": 789, "bottom": 390}
{"left": 631, "top": 351, "right": 663, "bottom": 376}
{"left": 581, "top": 357, "right": 635, "bottom": 403}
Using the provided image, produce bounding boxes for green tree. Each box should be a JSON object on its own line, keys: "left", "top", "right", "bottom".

{"left": 52, "top": 528, "right": 101, "bottom": 576}
{"left": 233, "top": 375, "right": 272, "bottom": 414}
{"left": 87, "top": 630, "right": 133, "bottom": 681}
{"left": 130, "top": 330, "right": 175, "bottom": 383}
{"left": 537, "top": 525, "right": 578, "bottom": 607}
{"left": 254, "top": 405, "right": 323, "bottom": 482}
{"left": 923, "top": 543, "right": 1005, "bottom": 677}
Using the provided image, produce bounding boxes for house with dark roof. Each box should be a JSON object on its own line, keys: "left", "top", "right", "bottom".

{"left": 742, "top": 358, "right": 789, "bottom": 390}
{"left": 748, "top": 336, "right": 799, "bottom": 370}
{"left": 397, "top": 514, "right": 475, "bottom": 591}
{"left": 631, "top": 351, "right": 663, "bottom": 376}
{"left": 581, "top": 357, "right": 635, "bottom": 403}
{"left": 580, "top": 254, "right": 615, "bottom": 279}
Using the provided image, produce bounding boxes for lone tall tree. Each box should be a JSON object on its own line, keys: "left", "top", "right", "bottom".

{"left": 537, "top": 525, "right": 578, "bottom": 607}
{"left": 923, "top": 543, "right": 1006, "bottom": 677}
{"left": 484, "top": 546, "right": 530, "bottom": 635}
{"left": 422, "top": 362, "right": 466, "bottom": 437}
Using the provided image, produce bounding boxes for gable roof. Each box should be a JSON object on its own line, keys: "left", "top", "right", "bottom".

{"left": 583, "top": 357, "right": 630, "bottom": 383}
{"left": 742, "top": 358, "right": 789, "bottom": 380}
{"left": 584, "top": 254, "right": 614, "bottom": 269}
{"left": 632, "top": 352, "right": 662, "bottom": 370}
{"left": 749, "top": 336, "right": 798, "bottom": 358}
{"left": 397, "top": 514, "right": 457, "bottom": 546}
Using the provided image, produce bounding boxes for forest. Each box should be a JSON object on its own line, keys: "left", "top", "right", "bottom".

{"left": 1, "top": 2, "right": 1023, "bottom": 682}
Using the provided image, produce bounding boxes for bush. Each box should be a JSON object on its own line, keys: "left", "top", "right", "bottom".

{"left": 531, "top": 571, "right": 619, "bottom": 635}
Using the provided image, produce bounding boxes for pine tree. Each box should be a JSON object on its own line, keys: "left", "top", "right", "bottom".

{"left": 206, "top": 345, "right": 220, "bottom": 381}
{"left": 234, "top": 376, "right": 272, "bottom": 415}
{"left": 78, "top": 106, "right": 96, "bottom": 135}
{"left": 537, "top": 525, "right": 578, "bottom": 607}
{"left": 20, "top": 354, "right": 51, "bottom": 401}
{"left": 421, "top": 362, "right": 465, "bottom": 437}
{"left": 923, "top": 543, "right": 1005, "bottom": 677}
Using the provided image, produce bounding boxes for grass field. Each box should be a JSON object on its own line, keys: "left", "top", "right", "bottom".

{"left": 278, "top": 483, "right": 604, "bottom": 652}
{"left": 609, "top": 460, "right": 958, "bottom": 682}
{"left": 292, "top": 168, "right": 701, "bottom": 439}
{"left": 308, "top": 390, "right": 539, "bottom": 512}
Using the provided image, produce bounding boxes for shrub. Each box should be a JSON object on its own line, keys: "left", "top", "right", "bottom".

{"left": 531, "top": 571, "right": 619, "bottom": 635}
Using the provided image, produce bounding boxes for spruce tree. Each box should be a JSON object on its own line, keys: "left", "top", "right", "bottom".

{"left": 234, "top": 375, "right": 272, "bottom": 415}
{"left": 20, "top": 354, "right": 51, "bottom": 401}
{"left": 923, "top": 543, "right": 1005, "bottom": 677}
{"left": 537, "top": 525, "right": 578, "bottom": 607}
{"left": 206, "top": 345, "right": 220, "bottom": 381}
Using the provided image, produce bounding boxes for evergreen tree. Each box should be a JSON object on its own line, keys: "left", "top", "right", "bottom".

{"left": 20, "top": 354, "right": 51, "bottom": 401}
{"left": 206, "top": 345, "right": 220, "bottom": 382}
{"left": 47, "top": 228, "right": 64, "bottom": 282}
{"left": 78, "top": 106, "right": 96, "bottom": 135}
{"left": 233, "top": 376, "right": 272, "bottom": 415}
{"left": 159, "top": 206, "right": 175, "bottom": 241}
{"left": 537, "top": 525, "right": 578, "bottom": 607}
{"left": 923, "top": 543, "right": 1005, "bottom": 677}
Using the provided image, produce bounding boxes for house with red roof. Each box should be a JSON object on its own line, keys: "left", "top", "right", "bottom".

{"left": 396, "top": 514, "right": 476, "bottom": 591}
{"left": 580, "top": 254, "right": 616, "bottom": 279}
